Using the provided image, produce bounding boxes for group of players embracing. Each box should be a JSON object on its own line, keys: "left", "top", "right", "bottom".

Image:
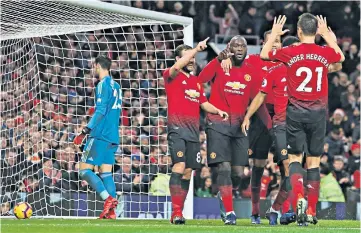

{"left": 164, "top": 13, "right": 344, "bottom": 226}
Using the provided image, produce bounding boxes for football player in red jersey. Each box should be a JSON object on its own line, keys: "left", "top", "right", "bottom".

{"left": 261, "top": 14, "right": 344, "bottom": 225}
{"left": 198, "top": 36, "right": 272, "bottom": 225}
{"left": 163, "top": 38, "right": 229, "bottom": 225}
{"left": 220, "top": 30, "right": 282, "bottom": 224}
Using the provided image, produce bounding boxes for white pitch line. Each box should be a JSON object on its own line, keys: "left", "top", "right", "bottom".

{"left": 1, "top": 223, "right": 360, "bottom": 230}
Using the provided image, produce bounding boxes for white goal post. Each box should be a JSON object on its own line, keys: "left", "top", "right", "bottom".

{"left": 0, "top": 0, "right": 194, "bottom": 219}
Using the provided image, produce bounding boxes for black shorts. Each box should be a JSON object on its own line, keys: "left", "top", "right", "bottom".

{"left": 206, "top": 129, "right": 249, "bottom": 166}
{"left": 286, "top": 107, "right": 326, "bottom": 156}
{"left": 249, "top": 115, "right": 273, "bottom": 160}
{"left": 168, "top": 132, "right": 201, "bottom": 169}
{"left": 272, "top": 124, "right": 288, "bottom": 165}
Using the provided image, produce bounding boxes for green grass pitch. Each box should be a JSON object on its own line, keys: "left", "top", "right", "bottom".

{"left": 1, "top": 219, "right": 360, "bottom": 233}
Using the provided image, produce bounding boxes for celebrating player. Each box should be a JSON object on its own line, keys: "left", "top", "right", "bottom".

{"left": 221, "top": 30, "right": 282, "bottom": 224}
{"left": 198, "top": 36, "right": 271, "bottom": 225}
{"left": 74, "top": 56, "right": 122, "bottom": 219}
{"left": 260, "top": 14, "right": 345, "bottom": 225}
{"left": 242, "top": 36, "right": 300, "bottom": 225}
{"left": 163, "top": 39, "right": 229, "bottom": 225}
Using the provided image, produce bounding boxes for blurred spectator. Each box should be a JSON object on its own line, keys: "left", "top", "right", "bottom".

{"left": 209, "top": 4, "right": 239, "bottom": 40}
{"left": 332, "top": 157, "right": 352, "bottom": 196}
{"left": 348, "top": 143, "right": 360, "bottom": 175}
{"left": 0, "top": 196, "right": 11, "bottom": 216}
{"left": 196, "top": 177, "right": 213, "bottom": 197}
{"left": 325, "top": 128, "right": 345, "bottom": 160}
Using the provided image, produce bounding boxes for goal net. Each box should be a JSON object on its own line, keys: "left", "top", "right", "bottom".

{"left": 0, "top": 0, "right": 193, "bottom": 219}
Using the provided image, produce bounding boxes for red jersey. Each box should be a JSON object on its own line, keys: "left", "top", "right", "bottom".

{"left": 268, "top": 43, "right": 341, "bottom": 113}
{"left": 260, "top": 64, "right": 288, "bottom": 126}
{"left": 246, "top": 54, "right": 280, "bottom": 104}
{"left": 163, "top": 68, "right": 207, "bottom": 142}
{"left": 198, "top": 58, "right": 271, "bottom": 137}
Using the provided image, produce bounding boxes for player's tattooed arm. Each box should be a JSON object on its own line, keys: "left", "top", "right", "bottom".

{"left": 260, "top": 15, "right": 289, "bottom": 60}
{"left": 201, "top": 102, "right": 229, "bottom": 121}
{"left": 316, "top": 16, "right": 345, "bottom": 62}
{"left": 169, "top": 37, "right": 209, "bottom": 79}
{"left": 241, "top": 92, "right": 267, "bottom": 136}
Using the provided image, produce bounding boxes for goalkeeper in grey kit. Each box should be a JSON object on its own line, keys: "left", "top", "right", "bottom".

{"left": 73, "top": 56, "right": 121, "bottom": 219}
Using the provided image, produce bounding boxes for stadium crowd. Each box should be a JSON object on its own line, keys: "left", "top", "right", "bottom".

{"left": 0, "top": 1, "right": 360, "bottom": 214}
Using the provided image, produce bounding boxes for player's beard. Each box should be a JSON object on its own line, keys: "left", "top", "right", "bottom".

{"left": 182, "top": 62, "right": 194, "bottom": 74}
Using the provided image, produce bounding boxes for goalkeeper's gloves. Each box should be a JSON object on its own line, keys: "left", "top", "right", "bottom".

{"left": 73, "top": 127, "right": 91, "bottom": 146}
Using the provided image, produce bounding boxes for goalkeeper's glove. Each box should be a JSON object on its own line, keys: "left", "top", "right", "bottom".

{"left": 73, "top": 127, "right": 91, "bottom": 146}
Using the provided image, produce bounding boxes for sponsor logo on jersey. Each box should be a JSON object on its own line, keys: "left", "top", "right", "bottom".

{"left": 281, "top": 77, "right": 287, "bottom": 82}
{"left": 262, "top": 66, "right": 268, "bottom": 71}
{"left": 225, "top": 82, "right": 246, "bottom": 90}
{"left": 210, "top": 152, "right": 216, "bottom": 159}
{"left": 244, "top": 74, "right": 251, "bottom": 81}
{"left": 185, "top": 89, "right": 200, "bottom": 98}
{"left": 182, "top": 80, "right": 187, "bottom": 85}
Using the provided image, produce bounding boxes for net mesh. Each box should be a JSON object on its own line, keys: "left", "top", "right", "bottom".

{"left": 0, "top": 0, "right": 188, "bottom": 218}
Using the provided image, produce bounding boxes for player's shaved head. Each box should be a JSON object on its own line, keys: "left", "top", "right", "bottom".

{"left": 230, "top": 35, "right": 247, "bottom": 46}
{"left": 297, "top": 13, "right": 318, "bottom": 36}
{"left": 229, "top": 36, "right": 247, "bottom": 63}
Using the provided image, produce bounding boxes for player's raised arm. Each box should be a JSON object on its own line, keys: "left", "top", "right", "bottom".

{"left": 260, "top": 15, "right": 289, "bottom": 60}
{"left": 168, "top": 37, "right": 209, "bottom": 79}
{"left": 316, "top": 16, "right": 345, "bottom": 63}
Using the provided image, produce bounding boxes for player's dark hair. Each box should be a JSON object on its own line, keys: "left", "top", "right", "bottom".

{"left": 95, "top": 56, "right": 111, "bottom": 70}
{"left": 297, "top": 13, "right": 318, "bottom": 36}
{"left": 175, "top": 44, "right": 192, "bottom": 58}
{"left": 263, "top": 30, "right": 272, "bottom": 41}
{"left": 282, "top": 36, "right": 300, "bottom": 47}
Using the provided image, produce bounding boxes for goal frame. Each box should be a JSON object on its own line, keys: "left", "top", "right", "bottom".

{"left": 0, "top": 0, "right": 194, "bottom": 220}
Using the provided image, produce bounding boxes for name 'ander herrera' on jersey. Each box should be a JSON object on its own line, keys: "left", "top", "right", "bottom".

{"left": 285, "top": 52, "right": 332, "bottom": 67}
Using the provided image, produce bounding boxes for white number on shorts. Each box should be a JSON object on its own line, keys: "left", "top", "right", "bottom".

{"left": 196, "top": 152, "right": 201, "bottom": 163}
{"left": 296, "top": 67, "right": 323, "bottom": 92}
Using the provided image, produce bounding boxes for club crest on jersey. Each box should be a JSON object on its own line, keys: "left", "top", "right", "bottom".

{"left": 210, "top": 152, "right": 216, "bottom": 159}
{"left": 281, "top": 149, "right": 287, "bottom": 156}
{"left": 225, "top": 82, "right": 246, "bottom": 90}
{"left": 177, "top": 151, "right": 184, "bottom": 158}
{"left": 244, "top": 74, "right": 251, "bottom": 82}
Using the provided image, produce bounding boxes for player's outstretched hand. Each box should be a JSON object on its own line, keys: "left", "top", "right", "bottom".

{"left": 241, "top": 117, "right": 250, "bottom": 136}
{"left": 196, "top": 37, "right": 209, "bottom": 52}
{"left": 316, "top": 15, "right": 329, "bottom": 37}
{"left": 218, "top": 109, "right": 229, "bottom": 121}
{"left": 73, "top": 133, "right": 86, "bottom": 146}
{"left": 327, "top": 27, "right": 337, "bottom": 43}
{"left": 271, "top": 15, "right": 289, "bottom": 36}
